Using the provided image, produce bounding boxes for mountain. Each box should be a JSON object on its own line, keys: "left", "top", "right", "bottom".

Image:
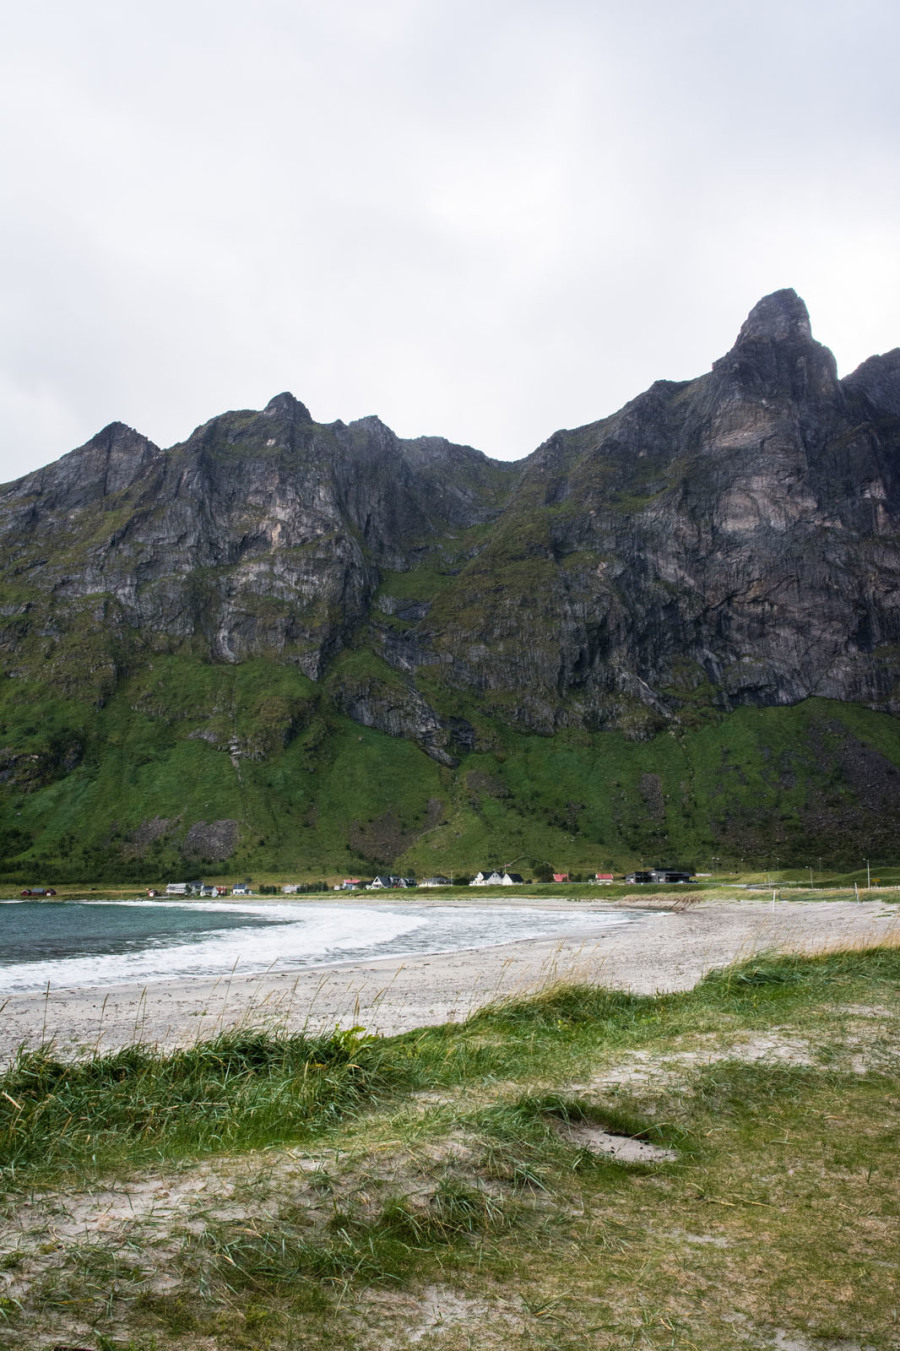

{"left": 2, "top": 289, "right": 900, "bottom": 880}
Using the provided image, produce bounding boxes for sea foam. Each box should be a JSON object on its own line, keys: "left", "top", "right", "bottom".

{"left": 0, "top": 900, "right": 636, "bottom": 994}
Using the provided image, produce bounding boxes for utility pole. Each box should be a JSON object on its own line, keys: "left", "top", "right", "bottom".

{"left": 866, "top": 858, "right": 871, "bottom": 889}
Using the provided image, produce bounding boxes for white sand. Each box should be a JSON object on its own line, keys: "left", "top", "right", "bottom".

{"left": 1, "top": 896, "right": 897, "bottom": 1061}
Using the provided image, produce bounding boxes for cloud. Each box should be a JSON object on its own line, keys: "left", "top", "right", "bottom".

{"left": 1, "top": 0, "right": 898, "bottom": 479}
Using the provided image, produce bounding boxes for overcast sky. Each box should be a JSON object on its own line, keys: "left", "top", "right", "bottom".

{"left": 1, "top": 0, "right": 898, "bottom": 480}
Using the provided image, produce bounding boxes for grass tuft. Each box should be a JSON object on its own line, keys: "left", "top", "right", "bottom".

{"left": 0, "top": 1025, "right": 402, "bottom": 1187}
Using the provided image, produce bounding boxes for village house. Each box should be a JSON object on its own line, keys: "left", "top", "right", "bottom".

{"left": 470, "top": 870, "right": 523, "bottom": 886}
{"left": 625, "top": 868, "right": 693, "bottom": 884}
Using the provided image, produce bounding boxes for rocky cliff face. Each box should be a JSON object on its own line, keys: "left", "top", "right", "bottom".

{"left": 1, "top": 289, "right": 899, "bottom": 756}
{"left": 410, "top": 289, "right": 900, "bottom": 737}
{"left": 0, "top": 397, "right": 516, "bottom": 693}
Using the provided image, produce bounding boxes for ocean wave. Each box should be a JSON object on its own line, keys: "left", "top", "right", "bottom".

{"left": 0, "top": 902, "right": 636, "bottom": 994}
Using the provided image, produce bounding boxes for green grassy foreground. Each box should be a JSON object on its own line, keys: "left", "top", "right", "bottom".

{"left": 0, "top": 943, "right": 897, "bottom": 1349}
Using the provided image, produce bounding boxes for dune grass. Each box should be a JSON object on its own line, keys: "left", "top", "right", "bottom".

{"left": 1, "top": 943, "right": 898, "bottom": 1190}
{"left": 0, "top": 1025, "right": 400, "bottom": 1189}
{"left": 0, "top": 941, "right": 897, "bottom": 1349}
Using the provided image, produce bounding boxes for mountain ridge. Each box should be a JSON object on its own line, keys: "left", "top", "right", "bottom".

{"left": 3, "top": 288, "right": 900, "bottom": 878}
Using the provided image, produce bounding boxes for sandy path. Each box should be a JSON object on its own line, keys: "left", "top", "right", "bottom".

{"left": 1, "top": 897, "right": 896, "bottom": 1062}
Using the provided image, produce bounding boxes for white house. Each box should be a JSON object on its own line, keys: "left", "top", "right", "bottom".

{"left": 470, "top": 870, "right": 504, "bottom": 886}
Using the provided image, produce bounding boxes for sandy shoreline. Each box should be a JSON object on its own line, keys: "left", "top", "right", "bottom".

{"left": 1, "top": 897, "right": 897, "bottom": 1062}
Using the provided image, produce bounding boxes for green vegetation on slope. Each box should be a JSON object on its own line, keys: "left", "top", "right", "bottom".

{"left": 2, "top": 648, "right": 900, "bottom": 881}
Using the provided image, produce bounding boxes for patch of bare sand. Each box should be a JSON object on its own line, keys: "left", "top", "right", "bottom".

{"left": 766, "top": 1329, "right": 875, "bottom": 1351}
{"left": 553, "top": 1120, "right": 677, "bottom": 1163}
{"left": 568, "top": 1009, "right": 898, "bottom": 1093}
{"left": 0, "top": 1127, "right": 500, "bottom": 1315}
{"left": 1, "top": 899, "right": 896, "bottom": 1063}
{"left": 354, "top": 1284, "right": 525, "bottom": 1349}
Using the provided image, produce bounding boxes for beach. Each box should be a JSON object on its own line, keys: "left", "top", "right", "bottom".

{"left": 1, "top": 895, "right": 896, "bottom": 1062}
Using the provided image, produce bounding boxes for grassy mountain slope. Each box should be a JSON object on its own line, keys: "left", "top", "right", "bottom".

{"left": 3, "top": 650, "right": 900, "bottom": 881}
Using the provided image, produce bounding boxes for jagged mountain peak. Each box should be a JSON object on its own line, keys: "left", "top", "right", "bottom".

{"left": 711, "top": 289, "right": 837, "bottom": 403}
{"left": 736, "top": 288, "right": 813, "bottom": 344}
{"left": 88, "top": 419, "right": 150, "bottom": 446}
{"left": 0, "top": 419, "right": 161, "bottom": 510}
{"left": 843, "top": 349, "right": 900, "bottom": 416}
{"left": 346, "top": 414, "right": 398, "bottom": 447}
{"left": 262, "top": 391, "right": 312, "bottom": 421}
